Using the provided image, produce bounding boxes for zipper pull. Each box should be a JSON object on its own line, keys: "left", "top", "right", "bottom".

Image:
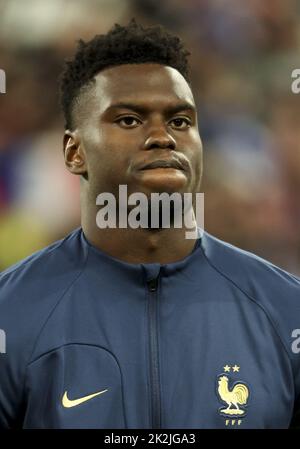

{"left": 147, "top": 278, "right": 158, "bottom": 292}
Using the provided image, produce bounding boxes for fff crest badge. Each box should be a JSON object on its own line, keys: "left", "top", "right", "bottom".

{"left": 216, "top": 364, "right": 250, "bottom": 427}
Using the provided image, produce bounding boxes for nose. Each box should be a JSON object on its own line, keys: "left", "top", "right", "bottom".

{"left": 143, "top": 125, "right": 176, "bottom": 151}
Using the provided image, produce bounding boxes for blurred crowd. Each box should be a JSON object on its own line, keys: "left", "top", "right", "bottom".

{"left": 1, "top": 0, "right": 300, "bottom": 274}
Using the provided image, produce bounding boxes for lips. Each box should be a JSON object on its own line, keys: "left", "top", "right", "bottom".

{"left": 139, "top": 159, "right": 186, "bottom": 171}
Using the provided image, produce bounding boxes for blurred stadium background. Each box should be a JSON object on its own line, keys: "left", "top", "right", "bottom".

{"left": 1, "top": 0, "right": 300, "bottom": 274}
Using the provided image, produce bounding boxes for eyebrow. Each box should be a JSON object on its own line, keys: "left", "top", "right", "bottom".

{"left": 105, "top": 101, "right": 196, "bottom": 115}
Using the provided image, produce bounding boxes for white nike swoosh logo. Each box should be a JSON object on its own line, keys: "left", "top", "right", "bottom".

{"left": 62, "top": 389, "right": 108, "bottom": 408}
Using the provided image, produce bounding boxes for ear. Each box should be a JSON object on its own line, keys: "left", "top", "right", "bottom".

{"left": 63, "top": 130, "right": 87, "bottom": 175}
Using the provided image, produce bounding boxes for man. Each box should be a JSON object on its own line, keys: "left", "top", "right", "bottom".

{"left": 0, "top": 20, "right": 300, "bottom": 429}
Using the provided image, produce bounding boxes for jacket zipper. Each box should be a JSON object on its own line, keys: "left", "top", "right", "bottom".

{"left": 147, "top": 276, "right": 161, "bottom": 429}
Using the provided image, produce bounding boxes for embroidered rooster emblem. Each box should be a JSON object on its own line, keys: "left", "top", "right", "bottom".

{"left": 217, "top": 375, "right": 249, "bottom": 416}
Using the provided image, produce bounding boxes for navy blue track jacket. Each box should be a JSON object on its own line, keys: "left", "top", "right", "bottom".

{"left": 0, "top": 227, "right": 300, "bottom": 429}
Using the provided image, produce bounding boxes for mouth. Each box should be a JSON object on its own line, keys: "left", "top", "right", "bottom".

{"left": 139, "top": 159, "right": 186, "bottom": 171}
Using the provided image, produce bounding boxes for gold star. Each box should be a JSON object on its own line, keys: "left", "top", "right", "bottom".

{"left": 232, "top": 365, "right": 240, "bottom": 372}
{"left": 223, "top": 365, "right": 231, "bottom": 372}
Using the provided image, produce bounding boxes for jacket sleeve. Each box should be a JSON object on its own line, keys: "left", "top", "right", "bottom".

{"left": 0, "top": 348, "right": 25, "bottom": 428}
{"left": 0, "top": 277, "right": 28, "bottom": 428}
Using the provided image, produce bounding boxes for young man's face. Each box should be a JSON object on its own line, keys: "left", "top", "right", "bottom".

{"left": 65, "top": 63, "right": 203, "bottom": 203}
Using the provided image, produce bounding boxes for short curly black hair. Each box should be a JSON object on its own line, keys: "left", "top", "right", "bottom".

{"left": 60, "top": 19, "right": 191, "bottom": 130}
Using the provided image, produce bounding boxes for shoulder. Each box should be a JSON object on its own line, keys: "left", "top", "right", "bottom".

{"left": 200, "top": 231, "right": 300, "bottom": 292}
{"left": 0, "top": 227, "right": 87, "bottom": 292}
{"left": 200, "top": 231, "right": 300, "bottom": 358}
{"left": 0, "top": 228, "right": 88, "bottom": 359}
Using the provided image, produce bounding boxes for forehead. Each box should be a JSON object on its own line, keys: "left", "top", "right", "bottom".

{"left": 92, "top": 63, "right": 195, "bottom": 112}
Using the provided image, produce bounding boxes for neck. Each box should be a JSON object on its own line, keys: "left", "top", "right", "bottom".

{"left": 81, "top": 182, "right": 200, "bottom": 264}
{"left": 82, "top": 217, "right": 198, "bottom": 265}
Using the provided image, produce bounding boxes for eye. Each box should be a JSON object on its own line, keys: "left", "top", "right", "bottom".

{"left": 169, "top": 117, "right": 191, "bottom": 129}
{"left": 116, "top": 116, "right": 141, "bottom": 128}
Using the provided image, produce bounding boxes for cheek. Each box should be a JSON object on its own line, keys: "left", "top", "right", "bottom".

{"left": 186, "top": 133, "right": 203, "bottom": 191}
{"left": 90, "top": 126, "right": 143, "bottom": 178}
{"left": 87, "top": 151, "right": 135, "bottom": 197}
{"left": 83, "top": 127, "right": 127, "bottom": 178}
{"left": 187, "top": 132, "right": 203, "bottom": 169}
